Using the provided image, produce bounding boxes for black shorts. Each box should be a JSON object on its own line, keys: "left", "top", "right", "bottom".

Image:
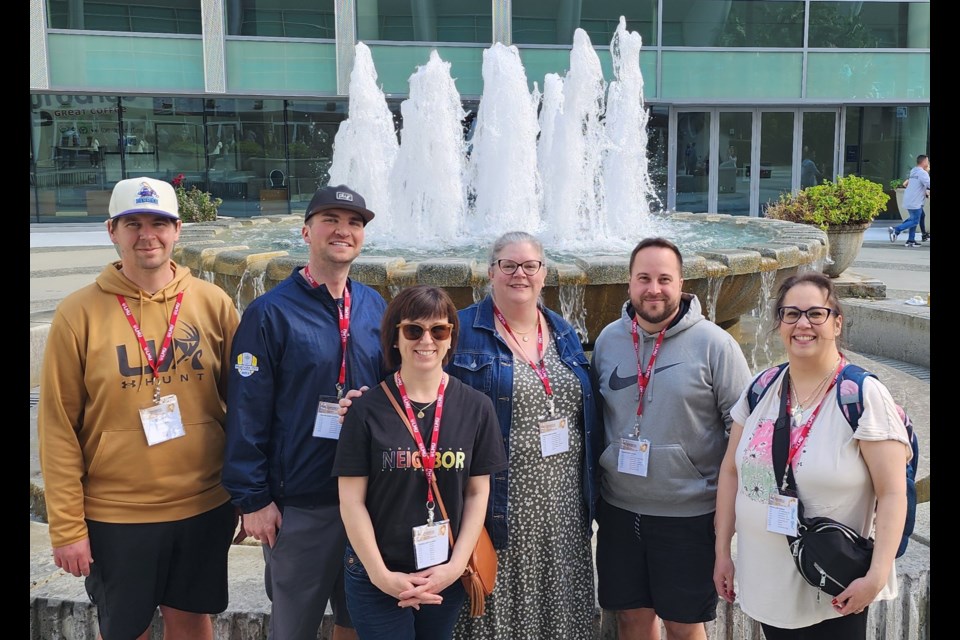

{"left": 85, "top": 501, "right": 234, "bottom": 640}
{"left": 595, "top": 498, "right": 718, "bottom": 624}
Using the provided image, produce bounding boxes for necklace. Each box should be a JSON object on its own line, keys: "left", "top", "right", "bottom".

{"left": 411, "top": 398, "right": 438, "bottom": 419}
{"left": 506, "top": 315, "right": 539, "bottom": 342}
{"left": 789, "top": 357, "right": 841, "bottom": 422}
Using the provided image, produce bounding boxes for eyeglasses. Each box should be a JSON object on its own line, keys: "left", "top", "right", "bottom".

{"left": 494, "top": 259, "right": 543, "bottom": 276}
{"left": 777, "top": 306, "right": 836, "bottom": 325}
{"left": 396, "top": 322, "right": 454, "bottom": 341}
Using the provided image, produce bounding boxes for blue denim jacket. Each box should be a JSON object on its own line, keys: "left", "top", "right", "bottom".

{"left": 447, "top": 295, "right": 603, "bottom": 549}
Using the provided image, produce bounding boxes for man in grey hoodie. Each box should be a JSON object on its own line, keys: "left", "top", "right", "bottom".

{"left": 591, "top": 237, "right": 751, "bottom": 640}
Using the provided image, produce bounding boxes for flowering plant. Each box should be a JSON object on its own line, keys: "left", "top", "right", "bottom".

{"left": 171, "top": 173, "right": 221, "bottom": 222}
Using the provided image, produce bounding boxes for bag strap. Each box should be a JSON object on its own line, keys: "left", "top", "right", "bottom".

{"left": 770, "top": 369, "right": 807, "bottom": 534}
{"left": 379, "top": 380, "right": 456, "bottom": 548}
{"left": 748, "top": 363, "right": 789, "bottom": 412}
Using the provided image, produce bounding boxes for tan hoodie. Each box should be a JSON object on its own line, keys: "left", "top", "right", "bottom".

{"left": 38, "top": 261, "right": 239, "bottom": 548}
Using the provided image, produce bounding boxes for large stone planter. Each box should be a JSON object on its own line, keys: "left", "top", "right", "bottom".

{"left": 823, "top": 221, "right": 871, "bottom": 278}
{"left": 894, "top": 188, "right": 931, "bottom": 233}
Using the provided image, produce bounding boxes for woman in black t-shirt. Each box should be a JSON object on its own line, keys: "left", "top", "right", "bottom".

{"left": 334, "top": 285, "right": 507, "bottom": 640}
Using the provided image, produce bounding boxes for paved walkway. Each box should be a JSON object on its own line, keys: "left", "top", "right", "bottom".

{"left": 28, "top": 219, "right": 931, "bottom": 639}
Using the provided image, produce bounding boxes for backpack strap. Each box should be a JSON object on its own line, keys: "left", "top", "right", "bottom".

{"left": 835, "top": 363, "right": 875, "bottom": 430}
{"left": 747, "top": 363, "right": 789, "bottom": 413}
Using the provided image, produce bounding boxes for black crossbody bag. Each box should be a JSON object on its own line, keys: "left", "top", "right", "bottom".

{"left": 771, "top": 371, "right": 874, "bottom": 599}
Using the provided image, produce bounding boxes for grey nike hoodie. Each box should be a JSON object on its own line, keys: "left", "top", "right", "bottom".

{"left": 591, "top": 294, "right": 751, "bottom": 517}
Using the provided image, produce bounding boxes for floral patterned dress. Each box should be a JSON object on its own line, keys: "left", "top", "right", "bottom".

{"left": 452, "top": 339, "right": 596, "bottom": 640}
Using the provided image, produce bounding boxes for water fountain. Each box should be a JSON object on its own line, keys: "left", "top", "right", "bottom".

{"left": 173, "top": 17, "right": 828, "bottom": 344}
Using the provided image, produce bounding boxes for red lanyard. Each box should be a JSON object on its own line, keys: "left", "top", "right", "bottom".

{"left": 780, "top": 359, "right": 846, "bottom": 488}
{"left": 631, "top": 319, "right": 668, "bottom": 423}
{"left": 116, "top": 291, "right": 185, "bottom": 402}
{"left": 493, "top": 304, "right": 554, "bottom": 413}
{"left": 396, "top": 372, "right": 447, "bottom": 505}
{"left": 304, "top": 266, "right": 351, "bottom": 397}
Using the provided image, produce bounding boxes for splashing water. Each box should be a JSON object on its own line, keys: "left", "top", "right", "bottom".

{"left": 328, "top": 18, "right": 660, "bottom": 254}
{"left": 704, "top": 275, "right": 727, "bottom": 323}
{"left": 328, "top": 42, "right": 398, "bottom": 241}
{"left": 465, "top": 43, "right": 542, "bottom": 239}
{"left": 388, "top": 50, "right": 467, "bottom": 247}
{"left": 750, "top": 269, "right": 778, "bottom": 371}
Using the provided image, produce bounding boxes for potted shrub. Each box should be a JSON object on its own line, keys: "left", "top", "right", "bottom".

{"left": 171, "top": 173, "right": 222, "bottom": 223}
{"left": 765, "top": 174, "right": 889, "bottom": 277}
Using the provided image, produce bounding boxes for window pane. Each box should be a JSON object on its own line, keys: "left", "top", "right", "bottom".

{"left": 48, "top": 34, "right": 205, "bottom": 92}
{"left": 285, "top": 99, "right": 350, "bottom": 205}
{"left": 357, "top": 0, "right": 491, "bottom": 43}
{"left": 662, "top": 0, "right": 803, "bottom": 48}
{"left": 512, "top": 0, "right": 656, "bottom": 46}
{"left": 800, "top": 112, "right": 836, "bottom": 189}
{"left": 661, "top": 51, "right": 802, "bottom": 100}
{"left": 806, "top": 51, "right": 929, "bottom": 100}
{"left": 809, "top": 2, "right": 929, "bottom": 49}
{"left": 47, "top": 0, "right": 201, "bottom": 34}
{"left": 758, "top": 111, "right": 795, "bottom": 216}
{"left": 717, "top": 111, "right": 753, "bottom": 216}
{"left": 226, "top": 0, "right": 336, "bottom": 39}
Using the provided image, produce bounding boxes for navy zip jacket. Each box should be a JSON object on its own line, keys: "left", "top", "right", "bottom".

{"left": 448, "top": 295, "right": 603, "bottom": 549}
{"left": 224, "top": 269, "right": 386, "bottom": 513}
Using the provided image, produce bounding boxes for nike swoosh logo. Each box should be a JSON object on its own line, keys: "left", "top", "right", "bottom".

{"left": 608, "top": 362, "right": 682, "bottom": 391}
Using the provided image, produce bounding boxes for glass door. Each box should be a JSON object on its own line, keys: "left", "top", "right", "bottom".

{"left": 757, "top": 111, "right": 795, "bottom": 216}
{"left": 674, "top": 111, "right": 710, "bottom": 213}
{"left": 717, "top": 111, "right": 754, "bottom": 216}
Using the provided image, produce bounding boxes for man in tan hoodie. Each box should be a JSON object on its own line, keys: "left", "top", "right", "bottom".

{"left": 38, "top": 177, "right": 240, "bottom": 640}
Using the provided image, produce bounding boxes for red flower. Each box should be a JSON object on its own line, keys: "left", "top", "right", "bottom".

{"left": 172, "top": 173, "right": 185, "bottom": 188}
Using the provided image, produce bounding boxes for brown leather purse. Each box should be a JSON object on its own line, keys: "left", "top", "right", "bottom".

{"left": 380, "top": 380, "right": 498, "bottom": 617}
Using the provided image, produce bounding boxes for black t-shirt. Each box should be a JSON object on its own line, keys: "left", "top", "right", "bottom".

{"left": 333, "top": 375, "right": 508, "bottom": 573}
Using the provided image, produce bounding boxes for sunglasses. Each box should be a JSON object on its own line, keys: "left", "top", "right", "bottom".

{"left": 397, "top": 322, "right": 454, "bottom": 341}
{"left": 777, "top": 306, "right": 835, "bottom": 325}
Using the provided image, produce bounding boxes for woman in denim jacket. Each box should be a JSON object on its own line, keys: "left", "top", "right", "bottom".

{"left": 449, "top": 231, "right": 603, "bottom": 640}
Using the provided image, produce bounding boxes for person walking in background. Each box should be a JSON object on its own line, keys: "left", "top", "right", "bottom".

{"left": 714, "top": 272, "right": 911, "bottom": 639}
{"left": 38, "top": 177, "right": 240, "bottom": 640}
{"left": 334, "top": 285, "right": 507, "bottom": 640}
{"left": 800, "top": 147, "right": 823, "bottom": 189}
{"left": 223, "top": 184, "right": 386, "bottom": 640}
{"left": 889, "top": 155, "right": 930, "bottom": 247}
{"left": 449, "top": 231, "right": 603, "bottom": 639}
{"left": 591, "top": 237, "right": 752, "bottom": 640}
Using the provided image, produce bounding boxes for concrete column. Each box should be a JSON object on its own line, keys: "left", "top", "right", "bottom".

{"left": 201, "top": 0, "right": 227, "bottom": 93}
{"left": 337, "top": 0, "right": 358, "bottom": 95}
{"left": 493, "top": 0, "right": 512, "bottom": 45}
{"left": 30, "top": 0, "right": 49, "bottom": 90}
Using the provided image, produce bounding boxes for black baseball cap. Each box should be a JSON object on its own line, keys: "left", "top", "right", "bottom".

{"left": 304, "top": 184, "right": 376, "bottom": 225}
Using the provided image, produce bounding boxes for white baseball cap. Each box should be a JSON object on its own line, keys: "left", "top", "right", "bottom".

{"left": 108, "top": 177, "right": 180, "bottom": 220}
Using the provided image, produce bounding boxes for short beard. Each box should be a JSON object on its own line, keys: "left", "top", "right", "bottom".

{"left": 633, "top": 298, "right": 680, "bottom": 327}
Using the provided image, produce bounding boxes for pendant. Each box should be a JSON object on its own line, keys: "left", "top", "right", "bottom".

{"left": 417, "top": 409, "right": 425, "bottom": 419}
{"left": 522, "top": 335, "right": 529, "bottom": 342}
{"left": 791, "top": 406, "right": 803, "bottom": 423}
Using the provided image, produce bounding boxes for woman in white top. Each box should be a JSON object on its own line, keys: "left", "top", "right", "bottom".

{"left": 713, "top": 272, "right": 912, "bottom": 640}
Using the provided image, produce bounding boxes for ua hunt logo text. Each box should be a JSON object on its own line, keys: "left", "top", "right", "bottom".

{"left": 116, "top": 322, "right": 207, "bottom": 386}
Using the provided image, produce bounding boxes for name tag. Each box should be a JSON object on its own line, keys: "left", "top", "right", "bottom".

{"left": 617, "top": 437, "right": 650, "bottom": 476}
{"left": 766, "top": 492, "right": 799, "bottom": 536}
{"left": 313, "top": 396, "right": 342, "bottom": 439}
{"left": 539, "top": 416, "right": 570, "bottom": 457}
{"left": 139, "top": 394, "right": 186, "bottom": 446}
{"left": 412, "top": 520, "right": 450, "bottom": 569}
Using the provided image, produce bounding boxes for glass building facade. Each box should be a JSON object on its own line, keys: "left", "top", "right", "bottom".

{"left": 30, "top": 0, "right": 929, "bottom": 223}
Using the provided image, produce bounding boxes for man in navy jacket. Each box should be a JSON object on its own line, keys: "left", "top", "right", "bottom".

{"left": 224, "top": 185, "right": 386, "bottom": 640}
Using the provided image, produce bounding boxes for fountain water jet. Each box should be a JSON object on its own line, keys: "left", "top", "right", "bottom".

{"left": 173, "top": 18, "right": 830, "bottom": 344}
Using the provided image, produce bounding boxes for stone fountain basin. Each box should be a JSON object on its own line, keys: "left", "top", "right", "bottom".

{"left": 173, "top": 212, "right": 828, "bottom": 345}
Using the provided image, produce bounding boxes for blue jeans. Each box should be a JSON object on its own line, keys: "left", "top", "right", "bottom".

{"left": 894, "top": 207, "right": 923, "bottom": 242}
{"left": 343, "top": 546, "right": 466, "bottom": 640}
